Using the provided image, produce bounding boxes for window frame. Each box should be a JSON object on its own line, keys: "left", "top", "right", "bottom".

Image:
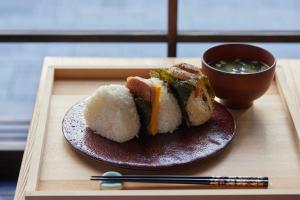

{"left": 0, "top": 0, "right": 299, "bottom": 57}
{"left": 1, "top": 0, "right": 300, "bottom": 150}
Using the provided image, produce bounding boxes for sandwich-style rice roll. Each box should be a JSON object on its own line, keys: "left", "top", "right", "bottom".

{"left": 186, "top": 90, "right": 213, "bottom": 126}
{"left": 151, "top": 63, "right": 215, "bottom": 126}
{"left": 84, "top": 84, "right": 140, "bottom": 143}
{"left": 126, "top": 76, "right": 182, "bottom": 136}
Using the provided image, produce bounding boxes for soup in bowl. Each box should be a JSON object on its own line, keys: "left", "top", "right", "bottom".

{"left": 202, "top": 43, "right": 276, "bottom": 109}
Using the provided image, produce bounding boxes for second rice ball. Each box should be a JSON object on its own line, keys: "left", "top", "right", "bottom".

{"left": 150, "top": 78, "right": 182, "bottom": 133}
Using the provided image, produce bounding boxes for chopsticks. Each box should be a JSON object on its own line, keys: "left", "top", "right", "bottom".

{"left": 91, "top": 175, "right": 269, "bottom": 188}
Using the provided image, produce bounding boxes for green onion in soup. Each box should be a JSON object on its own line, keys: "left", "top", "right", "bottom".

{"left": 211, "top": 58, "right": 269, "bottom": 74}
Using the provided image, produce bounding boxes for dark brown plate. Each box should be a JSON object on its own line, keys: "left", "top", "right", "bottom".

{"left": 62, "top": 99, "right": 235, "bottom": 169}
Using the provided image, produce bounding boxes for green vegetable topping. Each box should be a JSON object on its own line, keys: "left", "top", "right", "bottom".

{"left": 211, "top": 58, "right": 269, "bottom": 74}
{"left": 200, "top": 76, "right": 215, "bottom": 100}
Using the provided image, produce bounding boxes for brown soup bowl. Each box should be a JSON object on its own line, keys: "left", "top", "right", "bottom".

{"left": 202, "top": 43, "right": 276, "bottom": 109}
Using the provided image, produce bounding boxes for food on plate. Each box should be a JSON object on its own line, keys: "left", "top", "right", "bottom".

{"left": 150, "top": 63, "right": 215, "bottom": 126}
{"left": 83, "top": 63, "right": 215, "bottom": 143}
{"left": 126, "top": 76, "right": 182, "bottom": 136}
{"left": 210, "top": 58, "right": 269, "bottom": 74}
{"left": 84, "top": 85, "right": 140, "bottom": 143}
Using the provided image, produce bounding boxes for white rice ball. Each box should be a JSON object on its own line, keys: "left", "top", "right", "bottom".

{"left": 150, "top": 78, "right": 182, "bottom": 133}
{"left": 84, "top": 85, "right": 140, "bottom": 143}
{"left": 186, "top": 91, "right": 212, "bottom": 126}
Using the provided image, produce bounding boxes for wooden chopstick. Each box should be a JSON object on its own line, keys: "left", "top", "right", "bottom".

{"left": 92, "top": 175, "right": 268, "bottom": 180}
{"left": 91, "top": 175, "right": 269, "bottom": 187}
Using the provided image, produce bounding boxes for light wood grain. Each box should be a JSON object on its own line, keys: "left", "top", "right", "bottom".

{"left": 276, "top": 59, "right": 300, "bottom": 150}
{"left": 14, "top": 57, "right": 300, "bottom": 200}
{"left": 39, "top": 82, "right": 300, "bottom": 189}
{"left": 14, "top": 61, "right": 54, "bottom": 200}
{"left": 24, "top": 190, "right": 300, "bottom": 200}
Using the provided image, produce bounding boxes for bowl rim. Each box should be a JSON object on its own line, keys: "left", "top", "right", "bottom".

{"left": 202, "top": 43, "right": 276, "bottom": 76}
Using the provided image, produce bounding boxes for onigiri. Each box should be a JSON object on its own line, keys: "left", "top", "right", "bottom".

{"left": 150, "top": 78, "right": 182, "bottom": 133}
{"left": 125, "top": 76, "right": 182, "bottom": 136}
{"left": 84, "top": 84, "right": 140, "bottom": 143}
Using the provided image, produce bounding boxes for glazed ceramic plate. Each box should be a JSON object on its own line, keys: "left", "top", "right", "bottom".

{"left": 62, "top": 99, "right": 235, "bottom": 169}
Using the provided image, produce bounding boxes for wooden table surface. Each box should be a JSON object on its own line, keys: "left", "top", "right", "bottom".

{"left": 14, "top": 57, "right": 300, "bottom": 200}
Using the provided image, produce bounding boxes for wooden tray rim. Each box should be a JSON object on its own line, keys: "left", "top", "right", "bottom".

{"left": 14, "top": 57, "right": 300, "bottom": 200}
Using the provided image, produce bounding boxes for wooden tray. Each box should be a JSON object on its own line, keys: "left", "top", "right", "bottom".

{"left": 15, "top": 58, "right": 300, "bottom": 200}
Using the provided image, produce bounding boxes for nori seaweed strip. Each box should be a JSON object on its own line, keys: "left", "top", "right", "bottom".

{"left": 133, "top": 97, "right": 152, "bottom": 136}
{"left": 151, "top": 69, "right": 194, "bottom": 126}
{"left": 150, "top": 67, "right": 215, "bottom": 126}
{"left": 169, "top": 80, "right": 194, "bottom": 126}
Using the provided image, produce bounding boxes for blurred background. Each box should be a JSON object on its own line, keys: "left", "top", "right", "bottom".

{"left": 1, "top": 0, "right": 300, "bottom": 199}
